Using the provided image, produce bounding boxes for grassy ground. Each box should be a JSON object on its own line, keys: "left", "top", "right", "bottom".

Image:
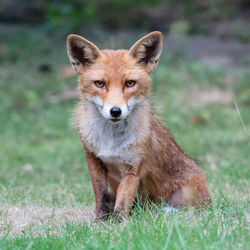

{"left": 0, "top": 25, "right": 249, "bottom": 249}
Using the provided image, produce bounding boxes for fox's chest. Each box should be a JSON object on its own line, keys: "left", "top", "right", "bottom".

{"left": 78, "top": 113, "right": 145, "bottom": 166}
{"left": 83, "top": 132, "right": 142, "bottom": 166}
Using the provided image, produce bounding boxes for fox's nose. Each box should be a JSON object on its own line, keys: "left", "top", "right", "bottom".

{"left": 110, "top": 107, "right": 121, "bottom": 118}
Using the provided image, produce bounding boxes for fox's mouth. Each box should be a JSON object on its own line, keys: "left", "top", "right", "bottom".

{"left": 111, "top": 118, "right": 121, "bottom": 123}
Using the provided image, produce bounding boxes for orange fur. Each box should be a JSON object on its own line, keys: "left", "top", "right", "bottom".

{"left": 66, "top": 31, "right": 210, "bottom": 218}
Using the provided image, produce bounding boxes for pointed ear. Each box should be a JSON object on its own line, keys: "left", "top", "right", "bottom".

{"left": 129, "top": 31, "right": 163, "bottom": 73}
{"left": 66, "top": 34, "right": 101, "bottom": 74}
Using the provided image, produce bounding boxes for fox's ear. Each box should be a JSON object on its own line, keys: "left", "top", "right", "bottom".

{"left": 66, "top": 34, "right": 101, "bottom": 73}
{"left": 129, "top": 31, "right": 163, "bottom": 73}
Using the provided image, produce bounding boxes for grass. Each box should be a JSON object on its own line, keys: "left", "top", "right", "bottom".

{"left": 1, "top": 206, "right": 249, "bottom": 249}
{"left": 0, "top": 25, "right": 249, "bottom": 249}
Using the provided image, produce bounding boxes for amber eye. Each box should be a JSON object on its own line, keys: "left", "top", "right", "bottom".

{"left": 125, "top": 80, "right": 136, "bottom": 88}
{"left": 94, "top": 80, "right": 105, "bottom": 88}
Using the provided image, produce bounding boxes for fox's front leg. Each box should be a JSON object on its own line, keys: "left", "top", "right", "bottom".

{"left": 84, "top": 148, "right": 114, "bottom": 219}
{"left": 114, "top": 173, "right": 140, "bottom": 216}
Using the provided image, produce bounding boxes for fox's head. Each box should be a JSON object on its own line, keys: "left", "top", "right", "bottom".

{"left": 66, "top": 31, "right": 163, "bottom": 123}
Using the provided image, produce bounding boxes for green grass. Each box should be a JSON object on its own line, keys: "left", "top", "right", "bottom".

{"left": 0, "top": 25, "right": 249, "bottom": 249}
{"left": 1, "top": 206, "right": 249, "bottom": 249}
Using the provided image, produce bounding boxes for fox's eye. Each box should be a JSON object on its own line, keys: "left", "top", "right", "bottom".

{"left": 125, "top": 80, "right": 136, "bottom": 88}
{"left": 94, "top": 81, "right": 105, "bottom": 88}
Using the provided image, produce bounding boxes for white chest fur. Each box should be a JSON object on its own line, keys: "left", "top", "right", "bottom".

{"left": 77, "top": 101, "right": 149, "bottom": 166}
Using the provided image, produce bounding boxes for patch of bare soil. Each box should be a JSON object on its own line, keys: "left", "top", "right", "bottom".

{"left": 0, "top": 206, "right": 95, "bottom": 236}
{"left": 189, "top": 88, "right": 233, "bottom": 107}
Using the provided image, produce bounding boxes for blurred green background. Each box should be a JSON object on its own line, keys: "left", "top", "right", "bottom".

{"left": 0, "top": 0, "right": 249, "bottom": 247}
{"left": 1, "top": 0, "right": 250, "bottom": 34}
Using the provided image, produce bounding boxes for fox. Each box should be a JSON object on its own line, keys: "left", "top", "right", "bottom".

{"left": 66, "top": 31, "right": 210, "bottom": 219}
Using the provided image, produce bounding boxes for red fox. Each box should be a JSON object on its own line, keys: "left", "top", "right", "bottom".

{"left": 66, "top": 31, "right": 210, "bottom": 218}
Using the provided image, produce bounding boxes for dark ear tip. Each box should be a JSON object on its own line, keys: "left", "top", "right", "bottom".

{"left": 66, "top": 34, "right": 80, "bottom": 45}
{"left": 151, "top": 31, "right": 163, "bottom": 36}
{"left": 148, "top": 31, "right": 163, "bottom": 41}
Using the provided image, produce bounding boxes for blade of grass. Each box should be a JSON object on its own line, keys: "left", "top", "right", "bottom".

{"left": 234, "top": 99, "right": 249, "bottom": 137}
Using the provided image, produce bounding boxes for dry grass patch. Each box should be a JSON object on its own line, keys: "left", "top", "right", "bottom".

{"left": 189, "top": 87, "right": 233, "bottom": 107}
{"left": 0, "top": 206, "right": 95, "bottom": 236}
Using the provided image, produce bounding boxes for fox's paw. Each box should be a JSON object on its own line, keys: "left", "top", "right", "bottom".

{"left": 95, "top": 211, "right": 113, "bottom": 221}
{"left": 111, "top": 210, "right": 126, "bottom": 223}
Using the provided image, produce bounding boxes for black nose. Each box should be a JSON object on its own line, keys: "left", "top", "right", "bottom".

{"left": 110, "top": 107, "right": 121, "bottom": 118}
